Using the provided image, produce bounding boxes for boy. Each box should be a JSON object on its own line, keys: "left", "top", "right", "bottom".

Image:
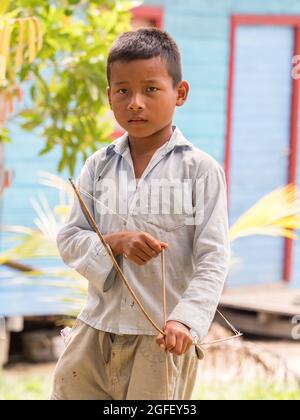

{"left": 51, "top": 28, "right": 230, "bottom": 400}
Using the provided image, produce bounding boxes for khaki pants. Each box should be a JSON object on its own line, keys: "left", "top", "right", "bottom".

{"left": 50, "top": 319, "right": 199, "bottom": 400}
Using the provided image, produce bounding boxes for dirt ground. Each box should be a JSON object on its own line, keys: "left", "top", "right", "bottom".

{"left": 2, "top": 337, "right": 300, "bottom": 384}
{"left": 254, "top": 339, "right": 300, "bottom": 375}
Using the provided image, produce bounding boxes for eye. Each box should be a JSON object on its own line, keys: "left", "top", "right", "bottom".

{"left": 146, "top": 87, "right": 159, "bottom": 93}
{"left": 117, "top": 89, "right": 128, "bottom": 94}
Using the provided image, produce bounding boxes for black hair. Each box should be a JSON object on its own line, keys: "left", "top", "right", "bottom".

{"left": 107, "top": 28, "right": 182, "bottom": 87}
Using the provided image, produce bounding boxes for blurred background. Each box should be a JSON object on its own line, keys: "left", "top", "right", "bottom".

{"left": 0, "top": 0, "right": 300, "bottom": 400}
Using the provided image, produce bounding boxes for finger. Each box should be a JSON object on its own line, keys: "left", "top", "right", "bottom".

{"left": 155, "top": 334, "right": 166, "bottom": 349}
{"left": 173, "top": 335, "right": 184, "bottom": 355}
{"left": 165, "top": 331, "right": 176, "bottom": 352}
{"left": 130, "top": 255, "right": 147, "bottom": 266}
{"left": 128, "top": 247, "right": 150, "bottom": 263}
{"left": 155, "top": 333, "right": 164, "bottom": 344}
{"left": 134, "top": 248, "right": 152, "bottom": 262}
{"left": 181, "top": 339, "right": 192, "bottom": 354}
{"left": 160, "top": 242, "right": 169, "bottom": 249}
{"left": 144, "top": 234, "right": 163, "bottom": 253}
{"left": 137, "top": 242, "right": 158, "bottom": 259}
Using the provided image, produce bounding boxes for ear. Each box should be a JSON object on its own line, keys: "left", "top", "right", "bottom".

{"left": 107, "top": 86, "right": 112, "bottom": 109}
{"left": 176, "top": 81, "right": 189, "bottom": 107}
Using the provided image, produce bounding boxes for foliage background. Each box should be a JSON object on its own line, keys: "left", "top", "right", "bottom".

{"left": 1, "top": 0, "right": 135, "bottom": 174}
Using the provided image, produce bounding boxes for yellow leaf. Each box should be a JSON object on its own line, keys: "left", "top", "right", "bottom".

{"left": 0, "top": 20, "right": 12, "bottom": 85}
{"left": 33, "top": 17, "right": 43, "bottom": 51}
{"left": 15, "top": 19, "right": 25, "bottom": 71}
{"left": 2, "top": 22, "right": 11, "bottom": 64}
{"left": 28, "top": 18, "right": 36, "bottom": 63}
{"left": 0, "top": 20, "right": 10, "bottom": 59}
{"left": 0, "top": 55, "right": 6, "bottom": 85}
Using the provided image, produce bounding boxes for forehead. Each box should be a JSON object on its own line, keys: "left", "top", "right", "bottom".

{"left": 109, "top": 57, "right": 172, "bottom": 84}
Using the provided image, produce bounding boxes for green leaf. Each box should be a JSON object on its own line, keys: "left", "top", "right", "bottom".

{"left": 0, "top": 127, "right": 10, "bottom": 143}
{"left": 58, "top": 149, "right": 68, "bottom": 173}
{"left": 39, "top": 142, "right": 54, "bottom": 156}
{"left": 68, "top": 0, "right": 81, "bottom": 5}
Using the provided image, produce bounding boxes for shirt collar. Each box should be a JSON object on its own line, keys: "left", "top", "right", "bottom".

{"left": 106, "top": 126, "right": 193, "bottom": 157}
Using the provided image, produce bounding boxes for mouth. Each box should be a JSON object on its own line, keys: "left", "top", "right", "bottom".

{"left": 128, "top": 118, "right": 148, "bottom": 124}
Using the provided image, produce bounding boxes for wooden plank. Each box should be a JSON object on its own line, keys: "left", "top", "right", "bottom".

{"left": 220, "top": 284, "right": 300, "bottom": 316}
{"left": 217, "top": 308, "right": 295, "bottom": 339}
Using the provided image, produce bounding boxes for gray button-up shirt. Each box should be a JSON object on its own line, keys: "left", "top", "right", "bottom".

{"left": 57, "top": 127, "right": 230, "bottom": 341}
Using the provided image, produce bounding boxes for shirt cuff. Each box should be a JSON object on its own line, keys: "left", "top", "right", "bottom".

{"left": 84, "top": 241, "right": 114, "bottom": 288}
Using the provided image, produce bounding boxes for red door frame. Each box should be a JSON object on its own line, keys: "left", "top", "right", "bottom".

{"left": 0, "top": 144, "right": 5, "bottom": 197}
{"left": 132, "top": 5, "right": 164, "bottom": 29}
{"left": 0, "top": 144, "right": 12, "bottom": 198}
{"left": 225, "top": 15, "right": 300, "bottom": 283}
{"left": 111, "top": 6, "right": 164, "bottom": 140}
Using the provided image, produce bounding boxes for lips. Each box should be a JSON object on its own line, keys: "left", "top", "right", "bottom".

{"left": 128, "top": 118, "right": 147, "bottom": 123}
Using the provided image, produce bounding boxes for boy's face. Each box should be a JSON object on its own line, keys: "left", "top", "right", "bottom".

{"left": 107, "top": 57, "right": 189, "bottom": 139}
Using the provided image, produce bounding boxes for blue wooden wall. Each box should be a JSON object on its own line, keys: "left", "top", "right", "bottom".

{"left": 227, "top": 26, "right": 293, "bottom": 287}
{"left": 1, "top": 0, "right": 300, "bottom": 312}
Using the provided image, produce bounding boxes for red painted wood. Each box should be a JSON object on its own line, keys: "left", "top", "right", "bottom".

{"left": 233, "top": 15, "right": 300, "bottom": 26}
{"left": 0, "top": 144, "right": 12, "bottom": 195}
{"left": 0, "top": 144, "right": 4, "bottom": 196}
{"left": 4, "top": 170, "right": 12, "bottom": 189}
{"left": 224, "top": 17, "right": 237, "bottom": 204}
{"left": 225, "top": 15, "right": 300, "bottom": 283}
{"left": 283, "top": 27, "right": 300, "bottom": 282}
{"left": 132, "top": 6, "right": 164, "bottom": 28}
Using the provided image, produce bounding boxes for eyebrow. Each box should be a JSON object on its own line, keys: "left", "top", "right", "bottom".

{"left": 114, "top": 79, "right": 161, "bottom": 86}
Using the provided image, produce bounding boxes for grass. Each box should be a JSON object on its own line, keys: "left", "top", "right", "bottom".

{"left": 195, "top": 381, "right": 300, "bottom": 400}
{"left": 0, "top": 370, "right": 52, "bottom": 400}
{"left": 0, "top": 368, "right": 299, "bottom": 400}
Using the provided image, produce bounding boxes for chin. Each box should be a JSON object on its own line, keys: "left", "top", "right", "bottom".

{"left": 125, "top": 126, "right": 156, "bottom": 138}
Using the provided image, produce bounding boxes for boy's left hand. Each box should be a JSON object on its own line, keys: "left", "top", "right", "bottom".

{"left": 155, "top": 321, "right": 193, "bottom": 356}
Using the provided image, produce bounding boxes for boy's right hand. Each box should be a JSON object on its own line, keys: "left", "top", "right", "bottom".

{"left": 104, "top": 231, "right": 168, "bottom": 266}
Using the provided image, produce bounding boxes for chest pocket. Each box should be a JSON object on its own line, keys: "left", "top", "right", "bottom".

{"left": 146, "top": 213, "right": 187, "bottom": 232}
{"left": 140, "top": 185, "right": 194, "bottom": 232}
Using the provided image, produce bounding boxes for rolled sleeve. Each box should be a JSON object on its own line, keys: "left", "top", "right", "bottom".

{"left": 56, "top": 158, "right": 114, "bottom": 289}
{"left": 167, "top": 164, "right": 231, "bottom": 341}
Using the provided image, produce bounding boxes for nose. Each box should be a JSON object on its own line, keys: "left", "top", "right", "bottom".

{"left": 128, "top": 93, "right": 145, "bottom": 111}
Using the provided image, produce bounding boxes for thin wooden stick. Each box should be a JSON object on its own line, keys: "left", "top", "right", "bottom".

{"left": 161, "top": 249, "right": 169, "bottom": 400}
{"left": 69, "top": 178, "right": 165, "bottom": 336}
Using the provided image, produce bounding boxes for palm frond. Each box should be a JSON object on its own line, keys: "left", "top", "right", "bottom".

{"left": 0, "top": 224, "right": 36, "bottom": 235}
{"left": 30, "top": 193, "right": 60, "bottom": 242}
{"left": 54, "top": 205, "right": 71, "bottom": 217}
{"left": 0, "top": 193, "right": 60, "bottom": 264}
{"left": 38, "top": 172, "right": 73, "bottom": 221}
{"left": 37, "top": 171, "right": 73, "bottom": 200}
{"left": 0, "top": 230, "right": 57, "bottom": 264}
{"left": 230, "top": 184, "right": 300, "bottom": 242}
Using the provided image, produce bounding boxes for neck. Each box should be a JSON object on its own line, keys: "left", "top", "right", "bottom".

{"left": 128, "top": 124, "right": 174, "bottom": 157}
